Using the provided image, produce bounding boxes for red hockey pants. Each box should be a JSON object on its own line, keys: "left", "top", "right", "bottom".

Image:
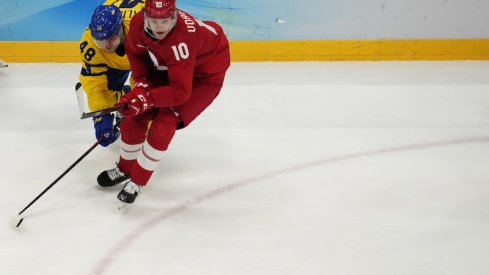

{"left": 118, "top": 76, "right": 225, "bottom": 186}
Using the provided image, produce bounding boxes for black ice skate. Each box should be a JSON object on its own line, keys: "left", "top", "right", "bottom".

{"left": 97, "top": 167, "right": 130, "bottom": 187}
{"left": 0, "top": 59, "right": 8, "bottom": 68}
{"left": 117, "top": 180, "right": 141, "bottom": 204}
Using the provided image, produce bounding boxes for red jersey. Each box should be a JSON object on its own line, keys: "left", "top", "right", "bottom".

{"left": 125, "top": 10, "right": 230, "bottom": 108}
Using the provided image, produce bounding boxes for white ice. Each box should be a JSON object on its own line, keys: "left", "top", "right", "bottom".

{"left": 0, "top": 61, "right": 489, "bottom": 275}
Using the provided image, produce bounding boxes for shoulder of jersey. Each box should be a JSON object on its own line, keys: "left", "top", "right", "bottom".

{"left": 112, "top": 0, "right": 144, "bottom": 12}
{"left": 80, "top": 30, "right": 106, "bottom": 64}
{"left": 99, "top": 0, "right": 143, "bottom": 23}
{"left": 104, "top": 0, "right": 144, "bottom": 9}
{"left": 128, "top": 11, "right": 144, "bottom": 28}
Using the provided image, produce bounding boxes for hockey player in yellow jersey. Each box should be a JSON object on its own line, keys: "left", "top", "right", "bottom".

{"left": 78, "top": 0, "right": 144, "bottom": 147}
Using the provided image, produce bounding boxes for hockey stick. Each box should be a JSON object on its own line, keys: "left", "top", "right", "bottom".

{"left": 16, "top": 120, "right": 122, "bottom": 225}
{"left": 75, "top": 82, "right": 128, "bottom": 119}
{"left": 80, "top": 104, "right": 128, "bottom": 119}
{"left": 17, "top": 139, "right": 102, "bottom": 217}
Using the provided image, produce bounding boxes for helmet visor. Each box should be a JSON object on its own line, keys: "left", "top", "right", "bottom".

{"left": 144, "top": 12, "right": 177, "bottom": 39}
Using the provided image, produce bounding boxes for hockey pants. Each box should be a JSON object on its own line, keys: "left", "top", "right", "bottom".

{"left": 118, "top": 77, "right": 225, "bottom": 186}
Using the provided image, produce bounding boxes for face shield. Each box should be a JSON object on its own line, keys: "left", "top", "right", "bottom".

{"left": 144, "top": 11, "right": 177, "bottom": 40}
{"left": 92, "top": 27, "right": 123, "bottom": 53}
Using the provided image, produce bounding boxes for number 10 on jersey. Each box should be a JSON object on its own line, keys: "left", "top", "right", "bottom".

{"left": 171, "top": 43, "right": 189, "bottom": 61}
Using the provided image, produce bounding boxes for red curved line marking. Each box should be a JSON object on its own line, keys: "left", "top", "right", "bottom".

{"left": 90, "top": 136, "right": 489, "bottom": 274}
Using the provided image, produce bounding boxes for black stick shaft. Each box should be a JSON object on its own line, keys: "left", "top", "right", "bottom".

{"left": 18, "top": 139, "right": 102, "bottom": 215}
{"left": 18, "top": 119, "right": 122, "bottom": 216}
{"left": 81, "top": 104, "right": 128, "bottom": 119}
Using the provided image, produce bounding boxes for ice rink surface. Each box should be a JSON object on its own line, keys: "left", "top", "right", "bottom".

{"left": 1, "top": 61, "right": 489, "bottom": 275}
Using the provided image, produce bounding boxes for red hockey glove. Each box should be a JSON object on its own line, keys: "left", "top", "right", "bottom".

{"left": 116, "top": 83, "right": 154, "bottom": 118}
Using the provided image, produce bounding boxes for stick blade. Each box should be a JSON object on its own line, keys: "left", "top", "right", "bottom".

{"left": 11, "top": 215, "right": 24, "bottom": 229}
{"left": 80, "top": 104, "right": 127, "bottom": 119}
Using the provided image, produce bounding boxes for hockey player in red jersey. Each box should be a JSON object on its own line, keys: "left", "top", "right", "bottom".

{"left": 97, "top": 0, "right": 230, "bottom": 204}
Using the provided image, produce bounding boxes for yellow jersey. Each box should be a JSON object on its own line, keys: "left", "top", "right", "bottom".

{"left": 79, "top": 0, "right": 144, "bottom": 112}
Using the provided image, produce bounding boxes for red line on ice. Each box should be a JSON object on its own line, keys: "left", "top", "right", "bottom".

{"left": 90, "top": 136, "right": 489, "bottom": 274}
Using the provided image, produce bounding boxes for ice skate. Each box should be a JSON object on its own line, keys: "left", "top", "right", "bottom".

{"left": 117, "top": 180, "right": 141, "bottom": 204}
{"left": 0, "top": 59, "right": 8, "bottom": 68}
{"left": 97, "top": 166, "right": 130, "bottom": 187}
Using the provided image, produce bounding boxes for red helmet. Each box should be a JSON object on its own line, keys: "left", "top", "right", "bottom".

{"left": 145, "top": 0, "right": 176, "bottom": 18}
